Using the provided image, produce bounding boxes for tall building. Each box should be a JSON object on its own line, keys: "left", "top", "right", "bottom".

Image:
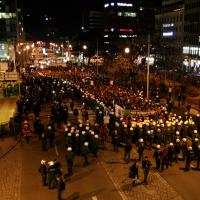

{"left": 0, "top": 0, "right": 23, "bottom": 71}
{"left": 155, "top": 0, "right": 184, "bottom": 46}
{"left": 183, "top": 0, "right": 200, "bottom": 71}
{"left": 103, "top": 0, "right": 138, "bottom": 52}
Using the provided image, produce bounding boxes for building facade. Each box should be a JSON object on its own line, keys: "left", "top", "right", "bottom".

{"left": 183, "top": 0, "right": 200, "bottom": 72}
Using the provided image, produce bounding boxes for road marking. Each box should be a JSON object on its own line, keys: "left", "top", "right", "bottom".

{"left": 92, "top": 196, "right": 98, "bottom": 200}
{"left": 99, "top": 160, "right": 128, "bottom": 200}
{"left": 54, "top": 143, "right": 59, "bottom": 156}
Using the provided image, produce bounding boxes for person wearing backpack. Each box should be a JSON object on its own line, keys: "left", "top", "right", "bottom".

{"left": 142, "top": 156, "right": 152, "bottom": 184}
{"left": 56, "top": 175, "right": 65, "bottom": 200}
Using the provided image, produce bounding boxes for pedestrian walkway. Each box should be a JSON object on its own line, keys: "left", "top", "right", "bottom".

{"left": 99, "top": 143, "right": 183, "bottom": 200}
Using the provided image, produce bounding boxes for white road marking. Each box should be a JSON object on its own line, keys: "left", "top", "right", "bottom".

{"left": 54, "top": 143, "right": 59, "bottom": 156}
{"left": 100, "top": 160, "right": 128, "bottom": 200}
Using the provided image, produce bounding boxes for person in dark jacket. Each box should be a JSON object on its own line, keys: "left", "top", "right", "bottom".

{"left": 38, "top": 160, "right": 47, "bottom": 186}
{"left": 129, "top": 159, "right": 139, "bottom": 186}
{"left": 56, "top": 175, "right": 65, "bottom": 200}
{"left": 65, "top": 147, "right": 75, "bottom": 176}
{"left": 142, "top": 156, "right": 152, "bottom": 184}
{"left": 124, "top": 141, "right": 132, "bottom": 163}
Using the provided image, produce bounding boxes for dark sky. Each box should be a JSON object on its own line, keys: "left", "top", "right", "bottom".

{"left": 23, "top": 0, "right": 161, "bottom": 40}
{"left": 23, "top": 0, "right": 103, "bottom": 40}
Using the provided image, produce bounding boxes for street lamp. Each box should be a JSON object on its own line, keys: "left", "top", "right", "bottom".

{"left": 124, "top": 47, "right": 130, "bottom": 54}
{"left": 82, "top": 45, "right": 87, "bottom": 65}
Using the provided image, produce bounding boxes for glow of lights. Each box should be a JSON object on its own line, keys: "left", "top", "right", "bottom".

{"left": 124, "top": 47, "right": 130, "bottom": 54}
{"left": 104, "top": 3, "right": 109, "bottom": 8}
{"left": 162, "top": 23, "right": 174, "bottom": 28}
{"left": 118, "top": 29, "right": 133, "bottom": 32}
{"left": 163, "top": 32, "right": 173, "bottom": 37}
{"left": 111, "top": 2, "right": 115, "bottom": 6}
{"left": 104, "top": 35, "right": 108, "bottom": 38}
{"left": 83, "top": 45, "right": 87, "bottom": 50}
{"left": 117, "top": 2, "right": 133, "bottom": 7}
{"left": 26, "top": 45, "right": 30, "bottom": 50}
{"left": 111, "top": 28, "right": 114, "bottom": 32}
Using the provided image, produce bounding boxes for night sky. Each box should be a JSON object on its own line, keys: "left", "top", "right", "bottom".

{"left": 23, "top": 0, "right": 161, "bottom": 40}
{"left": 23, "top": 0, "right": 102, "bottom": 40}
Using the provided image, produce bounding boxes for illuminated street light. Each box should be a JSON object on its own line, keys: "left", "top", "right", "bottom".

{"left": 83, "top": 45, "right": 87, "bottom": 50}
{"left": 124, "top": 47, "right": 130, "bottom": 54}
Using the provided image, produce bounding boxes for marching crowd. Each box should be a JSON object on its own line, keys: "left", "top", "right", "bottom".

{"left": 10, "top": 65, "right": 200, "bottom": 199}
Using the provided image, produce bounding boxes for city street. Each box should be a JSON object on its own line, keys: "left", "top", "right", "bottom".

{"left": 1, "top": 98, "right": 200, "bottom": 200}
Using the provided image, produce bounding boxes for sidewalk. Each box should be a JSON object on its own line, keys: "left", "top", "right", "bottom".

{"left": 99, "top": 143, "right": 183, "bottom": 200}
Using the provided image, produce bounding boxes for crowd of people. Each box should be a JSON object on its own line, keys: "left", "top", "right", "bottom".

{"left": 7, "top": 64, "right": 200, "bottom": 198}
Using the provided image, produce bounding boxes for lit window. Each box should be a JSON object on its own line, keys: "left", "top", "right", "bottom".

{"left": 0, "top": 12, "right": 16, "bottom": 19}
{"left": 163, "top": 32, "right": 173, "bottom": 37}
{"left": 117, "top": 3, "right": 133, "bottom": 7}
{"left": 118, "top": 12, "right": 136, "bottom": 17}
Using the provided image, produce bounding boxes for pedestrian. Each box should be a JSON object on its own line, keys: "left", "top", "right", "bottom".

{"left": 196, "top": 145, "right": 200, "bottom": 170}
{"left": 142, "top": 156, "right": 152, "bottom": 184}
{"left": 56, "top": 175, "right": 65, "bottom": 200}
{"left": 124, "top": 141, "right": 132, "bottom": 163}
{"left": 65, "top": 147, "right": 75, "bottom": 176}
{"left": 38, "top": 160, "right": 47, "bottom": 186}
{"left": 81, "top": 142, "right": 90, "bottom": 167}
{"left": 41, "top": 132, "right": 47, "bottom": 151}
{"left": 112, "top": 130, "right": 119, "bottom": 152}
{"left": 137, "top": 138, "right": 145, "bottom": 161}
{"left": 153, "top": 144, "right": 162, "bottom": 170}
{"left": 129, "top": 159, "right": 139, "bottom": 186}
{"left": 47, "top": 161, "right": 57, "bottom": 189}
{"left": 185, "top": 146, "right": 194, "bottom": 171}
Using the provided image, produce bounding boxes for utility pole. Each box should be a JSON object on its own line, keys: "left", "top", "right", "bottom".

{"left": 146, "top": 33, "right": 150, "bottom": 99}
{"left": 96, "top": 37, "right": 99, "bottom": 73}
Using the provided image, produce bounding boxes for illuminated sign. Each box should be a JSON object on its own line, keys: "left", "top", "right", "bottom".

{"left": 118, "top": 12, "right": 136, "bottom": 17}
{"left": 163, "top": 23, "right": 174, "bottom": 28}
{"left": 183, "top": 46, "right": 200, "bottom": 56}
{"left": 163, "top": 32, "right": 173, "bottom": 37}
{"left": 119, "top": 35, "right": 136, "bottom": 38}
{"left": 117, "top": 2, "right": 133, "bottom": 7}
{"left": 0, "top": 12, "right": 16, "bottom": 19}
{"left": 118, "top": 29, "right": 133, "bottom": 32}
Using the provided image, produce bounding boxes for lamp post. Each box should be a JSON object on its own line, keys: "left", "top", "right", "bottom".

{"left": 146, "top": 33, "right": 150, "bottom": 99}
{"left": 82, "top": 45, "right": 87, "bottom": 65}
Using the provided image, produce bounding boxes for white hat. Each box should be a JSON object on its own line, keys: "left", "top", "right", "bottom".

{"left": 156, "top": 144, "right": 160, "bottom": 149}
{"left": 194, "top": 130, "right": 198, "bottom": 134}
{"left": 68, "top": 133, "right": 72, "bottom": 136}
{"left": 195, "top": 138, "right": 199, "bottom": 142}
{"left": 94, "top": 134, "right": 99, "bottom": 139}
{"left": 176, "top": 131, "right": 180, "bottom": 135}
{"left": 124, "top": 124, "right": 127, "bottom": 128}
{"left": 182, "top": 138, "right": 187, "bottom": 142}
{"left": 169, "top": 142, "right": 173, "bottom": 146}
{"left": 139, "top": 138, "right": 144, "bottom": 143}
{"left": 75, "top": 133, "right": 79, "bottom": 137}
{"left": 147, "top": 130, "right": 151, "bottom": 134}
{"left": 91, "top": 131, "right": 95, "bottom": 135}
{"left": 82, "top": 131, "right": 86, "bottom": 135}
{"left": 197, "top": 114, "right": 200, "bottom": 117}
{"left": 41, "top": 160, "right": 46, "bottom": 164}
{"left": 67, "top": 122, "right": 71, "bottom": 127}
{"left": 48, "top": 161, "right": 54, "bottom": 166}
{"left": 84, "top": 142, "right": 89, "bottom": 146}
{"left": 176, "top": 139, "right": 180, "bottom": 142}
{"left": 48, "top": 126, "right": 52, "bottom": 130}
{"left": 86, "top": 126, "right": 90, "bottom": 130}
{"left": 24, "top": 120, "right": 28, "bottom": 124}
{"left": 130, "top": 127, "right": 133, "bottom": 131}
{"left": 67, "top": 147, "right": 72, "bottom": 151}
{"left": 188, "top": 146, "right": 192, "bottom": 150}
{"left": 79, "top": 124, "right": 83, "bottom": 127}
{"left": 65, "top": 128, "right": 68, "bottom": 132}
